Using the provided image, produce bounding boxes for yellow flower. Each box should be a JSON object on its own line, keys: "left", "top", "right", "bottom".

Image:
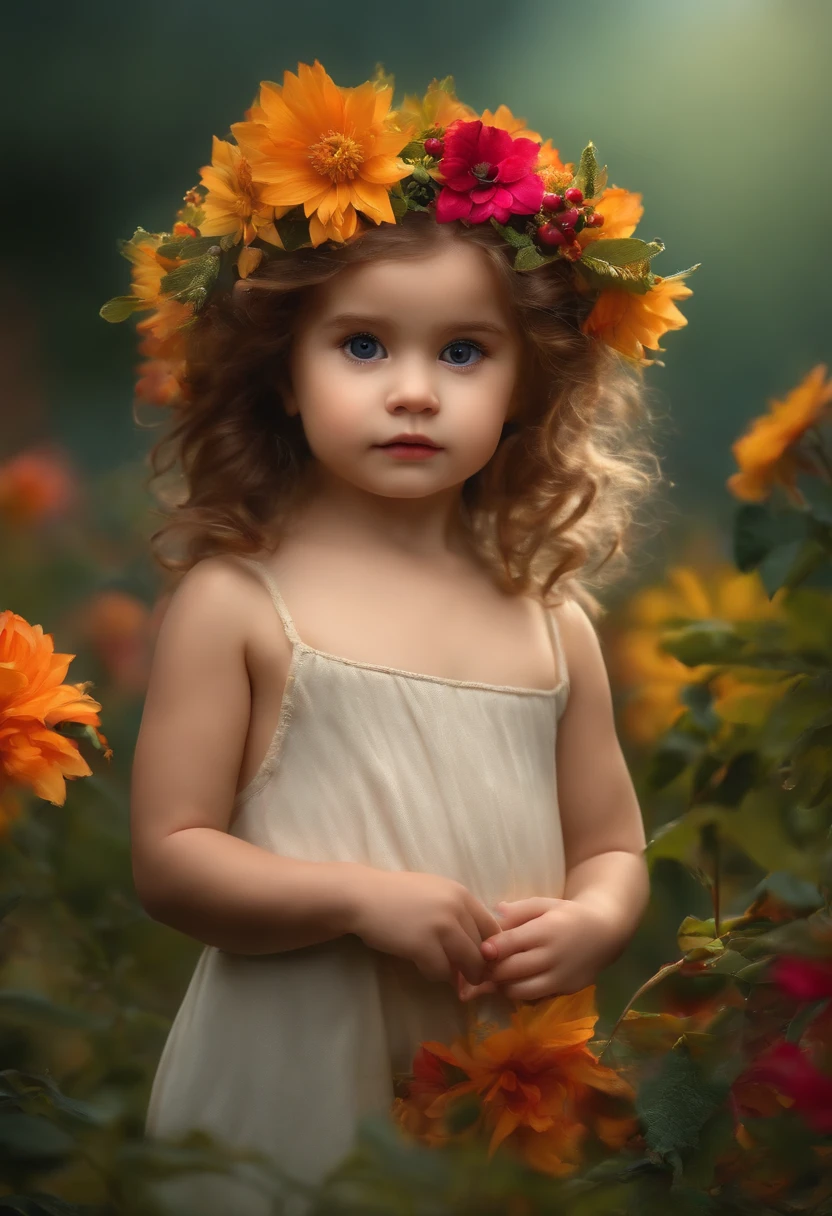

{"left": 611, "top": 565, "right": 783, "bottom": 745}
{"left": 535, "top": 140, "right": 575, "bottom": 192}
{"left": 231, "top": 60, "right": 417, "bottom": 248}
{"left": 394, "top": 986, "right": 637, "bottom": 1176}
{"left": 0, "top": 611, "right": 110, "bottom": 808}
{"left": 477, "top": 104, "right": 542, "bottom": 143}
{"left": 398, "top": 77, "right": 477, "bottom": 134}
{"left": 197, "top": 136, "right": 288, "bottom": 277}
{"left": 727, "top": 364, "right": 832, "bottom": 503}
{"left": 581, "top": 273, "right": 694, "bottom": 368}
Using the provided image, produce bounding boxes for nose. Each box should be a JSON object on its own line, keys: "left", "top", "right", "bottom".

{"left": 384, "top": 352, "right": 440, "bottom": 414}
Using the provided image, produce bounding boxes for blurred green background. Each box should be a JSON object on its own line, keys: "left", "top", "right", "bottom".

{"left": 3, "top": 0, "right": 830, "bottom": 538}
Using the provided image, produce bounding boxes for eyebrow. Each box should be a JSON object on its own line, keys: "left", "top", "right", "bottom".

{"left": 321, "top": 312, "right": 509, "bottom": 336}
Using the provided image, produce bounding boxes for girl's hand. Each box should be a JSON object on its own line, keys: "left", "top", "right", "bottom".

{"left": 456, "top": 896, "right": 621, "bottom": 1003}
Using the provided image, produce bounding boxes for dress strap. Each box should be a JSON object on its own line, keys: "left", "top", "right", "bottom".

{"left": 543, "top": 602, "right": 569, "bottom": 688}
{"left": 233, "top": 556, "right": 303, "bottom": 647}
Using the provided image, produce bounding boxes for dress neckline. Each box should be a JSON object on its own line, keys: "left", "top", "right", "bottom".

{"left": 295, "top": 639, "right": 567, "bottom": 697}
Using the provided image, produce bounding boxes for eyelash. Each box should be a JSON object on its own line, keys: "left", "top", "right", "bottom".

{"left": 340, "top": 331, "right": 488, "bottom": 371}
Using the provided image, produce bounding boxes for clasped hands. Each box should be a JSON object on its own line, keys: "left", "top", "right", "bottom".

{"left": 455, "top": 895, "right": 620, "bottom": 1004}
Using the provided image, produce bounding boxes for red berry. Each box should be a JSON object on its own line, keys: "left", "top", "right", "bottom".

{"left": 541, "top": 192, "right": 564, "bottom": 212}
{"left": 554, "top": 207, "right": 581, "bottom": 230}
{"left": 424, "top": 137, "right": 444, "bottom": 158}
{"left": 564, "top": 187, "right": 584, "bottom": 205}
{"left": 537, "top": 223, "right": 567, "bottom": 247}
{"left": 587, "top": 212, "right": 604, "bottom": 228}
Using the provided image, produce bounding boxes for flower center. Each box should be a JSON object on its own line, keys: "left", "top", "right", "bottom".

{"left": 308, "top": 130, "right": 365, "bottom": 182}
{"left": 234, "top": 157, "right": 256, "bottom": 216}
{"left": 472, "top": 161, "right": 499, "bottom": 182}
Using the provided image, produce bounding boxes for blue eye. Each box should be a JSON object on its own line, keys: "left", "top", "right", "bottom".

{"left": 345, "top": 334, "right": 381, "bottom": 361}
{"left": 341, "top": 332, "right": 485, "bottom": 368}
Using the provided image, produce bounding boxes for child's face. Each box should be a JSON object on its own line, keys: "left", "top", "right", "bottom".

{"left": 285, "top": 239, "right": 524, "bottom": 503}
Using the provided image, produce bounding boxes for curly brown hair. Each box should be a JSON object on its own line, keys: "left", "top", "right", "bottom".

{"left": 141, "top": 210, "right": 659, "bottom": 608}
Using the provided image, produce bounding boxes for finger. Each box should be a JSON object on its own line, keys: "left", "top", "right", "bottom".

{"left": 458, "top": 976, "right": 498, "bottom": 1001}
{"left": 498, "top": 897, "right": 560, "bottom": 925}
{"left": 483, "top": 918, "right": 548, "bottom": 962}
{"left": 457, "top": 907, "right": 496, "bottom": 984}
{"left": 501, "top": 974, "right": 556, "bottom": 1002}
{"left": 488, "top": 947, "right": 550, "bottom": 985}
{"left": 443, "top": 922, "right": 493, "bottom": 987}
{"left": 468, "top": 895, "right": 504, "bottom": 944}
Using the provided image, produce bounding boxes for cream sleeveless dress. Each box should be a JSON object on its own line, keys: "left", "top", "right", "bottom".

{"left": 143, "top": 556, "right": 570, "bottom": 1215}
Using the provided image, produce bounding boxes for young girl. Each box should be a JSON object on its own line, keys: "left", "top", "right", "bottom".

{"left": 113, "top": 60, "right": 695, "bottom": 1215}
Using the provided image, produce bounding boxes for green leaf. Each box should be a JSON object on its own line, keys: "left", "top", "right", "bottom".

{"left": 489, "top": 217, "right": 533, "bottom": 248}
{"left": 760, "top": 537, "right": 828, "bottom": 597}
{"left": 0, "top": 1113, "right": 74, "bottom": 1167}
{"left": 155, "top": 234, "right": 221, "bottom": 260}
{"left": 681, "top": 683, "right": 719, "bottom": 733}
{"left": 398, "top": 140, "right": 426, "bottom": 161}
{"left": 636, "top": 1042, "right": 729, "bottom": 1159}
{"left": 762, "top": 870, "right": 823, "bottom": 911}
{"left": 579, "top": 237, "right": 665, "bottom": 268}
{"left": 572, "top": 141, "right": 599, "bottom": 200}
{"left": 390, "top": 192, "right": 408, "bottom": 221}
{"left": 800, "top": 477, "right": 832, "bottom": 526}
{"left": 734, "top": 503, "right": 777, "bottom": 571}
{"left": 98, "top": 294, "right": 145, "bottom": 323}
{"left": 785, "top": 997, "right": 830, "bottom": 1044}
{"left": 159, "top": 251, "right": 221, "bottom": 308}
{"left": 513, "top": 244, "right": 557, "bottom": 271}
{"left": 661, "top": 622, "right": 746, "bottom": 666}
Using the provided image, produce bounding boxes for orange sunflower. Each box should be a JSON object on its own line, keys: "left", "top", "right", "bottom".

{"left": 0, "top": 611, "right": 110, "bottom": 809}
{"left": 728, "top": 364, "right": 832, "bottom": 503}
{"left": 231, "top": 60, "right": 417, "bottom": 248}
{"left": 478, "top": 104, "right": 542, "bottom": 143}
{"left": 393, "top": 986, "right": 637, "bottom": 1176}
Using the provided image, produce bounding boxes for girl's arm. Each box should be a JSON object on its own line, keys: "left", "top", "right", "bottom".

{"left": 554, "top": 598, "right": 650, "bottom": 957}
{"left": 130, "top": 557, "right": 368, "bottom": 955}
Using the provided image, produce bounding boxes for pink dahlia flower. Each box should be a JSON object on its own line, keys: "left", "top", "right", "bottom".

{"left": 435, "top": 120, "right": 544, "bottom": 224}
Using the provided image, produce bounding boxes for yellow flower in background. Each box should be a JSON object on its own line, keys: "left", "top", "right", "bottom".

{"left": 197, "top": 136, "right": 288, "bottom": 277}
{"left": 398, "top": 76, "right": 477, "bottom": 134}
{"left": 581, "top": 273, "right": 694, "bottom": 368}
{"left": 477, "top": 104, "right": 542, "bottom": 143}
{"left": 611, "top": 565, "right": 783, "bottom": 745}
{"left": 727, "top": 364, "right": 832, "bottom": 503}
{"left": 231, "top": 60, "right": 417, "bottom": 248}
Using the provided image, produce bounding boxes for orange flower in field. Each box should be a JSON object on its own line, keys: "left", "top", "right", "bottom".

{"left": 0, "top": 447, "right": 80, "bottom": 526}
{"left": 231, "top": 60, "right": 417, "bottom": 248}
{"left": 477, "top": 104, "right": 542, "bottom": 144}
{"left": 727, "top": 364, "right": 832, "bottom": 503}
{"left": 398, "top": 77, "right": 477, "bottom": 135}
{"left": 581, "top": 273, "right": 694, "bottom": 368}
{"left": 393, "top": 986, "right": 637, "bottom": 1176}
{"left": 0, "top": 611, "right": 110, "bottom": 808}
{"left": 198, "top": 136, "right": 289, "bottom": 277}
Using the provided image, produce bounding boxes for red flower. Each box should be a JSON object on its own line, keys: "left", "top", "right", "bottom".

{"left": 435, "top": 120, "right": 544, "bottom": 224}
{"left": 745, "top": 1041, "right": 832, "bottom": 1135}
{"left": 772, "top": 955, "right": 832, "bottom": 1002}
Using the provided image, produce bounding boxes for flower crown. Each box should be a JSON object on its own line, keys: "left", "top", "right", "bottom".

{"left": 100, "top": 60, "right": 699, "bottom": 407}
